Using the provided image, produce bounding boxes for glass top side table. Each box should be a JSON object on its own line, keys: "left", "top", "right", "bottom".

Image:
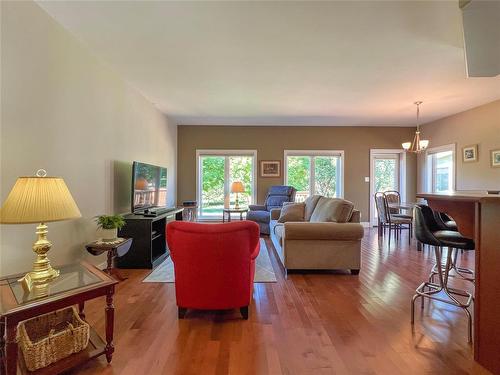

{"left": 0, "top": 261, "right": 117, "bottom": 375}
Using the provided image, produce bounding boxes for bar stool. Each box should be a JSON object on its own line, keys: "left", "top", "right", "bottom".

{"left": 411, "top": 204, "right": 475, "bottom": 342}
{"left": 430, "top": 210, "right": 475, "bottom": 284}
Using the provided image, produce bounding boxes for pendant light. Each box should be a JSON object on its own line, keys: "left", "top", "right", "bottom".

{"left": 402, "top": 101, "right": 429, "bottom": 153}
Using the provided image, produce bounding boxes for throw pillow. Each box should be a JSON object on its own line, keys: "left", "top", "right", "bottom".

{"left": 309, "top": 197, "right": 354, "bottom": 223}
{"left": 277, "top": 203, "right": 305, "bottom": 223}
{"left": 304, "top": 195, "right": 322, "bottom": 221}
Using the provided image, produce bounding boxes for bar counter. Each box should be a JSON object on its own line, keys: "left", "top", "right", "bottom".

{"left": 416, "top": 192, "right": 500, "bottom": 375}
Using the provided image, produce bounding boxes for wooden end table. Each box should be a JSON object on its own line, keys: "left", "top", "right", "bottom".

{"left": 0, "top": 261, "right": 117, "bottom": 374}
{"left": 85, "top": 238, "right": 132, "bottom": 281}
{"left": 222, "top": 208, "right": 248, "bottom": 222}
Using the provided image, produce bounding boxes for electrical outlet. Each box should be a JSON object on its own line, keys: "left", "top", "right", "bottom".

{"left": 364, "top": 177, "right": 370, "bottom": 182}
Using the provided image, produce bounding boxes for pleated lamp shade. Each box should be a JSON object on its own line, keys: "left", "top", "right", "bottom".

{"left": 231, "top": 181, "right": 245, "bottom": 193}
{"left": 0, "top": 176, "right": 81, "bottom": 224}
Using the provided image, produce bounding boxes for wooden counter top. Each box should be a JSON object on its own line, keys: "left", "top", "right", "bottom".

{"left": 416, "top": 192, "right": 500, "bottom": 202}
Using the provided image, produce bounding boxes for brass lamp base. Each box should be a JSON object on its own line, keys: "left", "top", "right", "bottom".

{"left": 19, "top": 223, "right": 60, "bottom": 292}
{"left": 234, "top": 193, "right": 240, "bottom": 209}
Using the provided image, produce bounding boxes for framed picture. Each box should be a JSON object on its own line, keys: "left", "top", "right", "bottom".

{"left": 491, "top": 149, "right": 500, "bottom": 168}
{"left": 462, "top": 144, "right": 478, "bottom": 163}
{"left": 260, "top": 160, "right": 281, "bottom": 177}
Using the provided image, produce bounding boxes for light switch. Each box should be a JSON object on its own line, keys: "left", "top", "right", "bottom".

{"left": 364, "top": 177, "right": 370, "bottom": 182}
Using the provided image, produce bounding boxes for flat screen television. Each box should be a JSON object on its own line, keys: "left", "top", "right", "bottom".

{"left": 131, "top": 161, "right": 168, "bottom": 213}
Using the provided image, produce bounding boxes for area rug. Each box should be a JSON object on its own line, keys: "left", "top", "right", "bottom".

{"left": 143, "top": 238, "right": 277, "bottom": 283}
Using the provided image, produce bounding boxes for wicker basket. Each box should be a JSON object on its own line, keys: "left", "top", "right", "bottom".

{"left": 18, "top": 306, "right": 90, "bottom": 371}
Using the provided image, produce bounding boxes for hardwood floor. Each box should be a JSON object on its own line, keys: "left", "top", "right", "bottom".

{"left": 70, "top": 228, "right": 491, "bottom": 375}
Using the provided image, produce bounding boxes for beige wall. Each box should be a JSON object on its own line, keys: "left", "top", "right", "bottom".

{"left": 0, "top": 1, "right": 177, "bottom": 275}
{"left": 177, "top": 126, "right": 417, "bottom": 221}
{"left": 417, "top": 100, "right": 500, "bottom": 192}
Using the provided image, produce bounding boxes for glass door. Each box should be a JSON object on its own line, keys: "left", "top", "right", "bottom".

{"left": 370, "top": 152, "right": 401, "bottom": 226}
{"left": 200, "top": 156, "right": 226, "bottom": 218}
{"left": 198, "top": 151, "right": 256, "bottom": 219}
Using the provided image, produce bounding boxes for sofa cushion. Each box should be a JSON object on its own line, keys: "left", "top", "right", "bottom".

{"left": 284, "top": 222, "right": 364, "bottom": 240}
{"left": 304, "top": 195, "right": 322, "bottom": 221}
{"left": 309, "top": 197, "right": 354, "bottom": 223}
{"left": 246, "top": 210, "right": 270, "bottom": 224}
{"left": 278, "top": 203, "right": 305, "bottom": 223}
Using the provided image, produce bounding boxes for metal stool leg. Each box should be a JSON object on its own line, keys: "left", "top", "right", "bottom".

{"left": 411, "top": 247, "right": 473, "bottom": 342}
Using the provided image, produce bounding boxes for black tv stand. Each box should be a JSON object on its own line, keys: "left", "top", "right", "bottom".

{"left": 117, "top": 208, "right": 183, "bottom": 269}
{"left": 136, "top": 206, "right": 175, "bottom": 217}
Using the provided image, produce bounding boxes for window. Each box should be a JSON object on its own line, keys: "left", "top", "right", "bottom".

{"left": 285, "top": 150, "right": 343, "bottom": 202}
{"left": 425, "top": 145, "right": 455, "bottom": 193}
{"left": 197, "top": 150, "right": 257, "bottom": 218}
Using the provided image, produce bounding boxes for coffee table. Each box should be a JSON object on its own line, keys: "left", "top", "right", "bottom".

{"left": 222, "top": 208, "right": 248, "bottom": 222}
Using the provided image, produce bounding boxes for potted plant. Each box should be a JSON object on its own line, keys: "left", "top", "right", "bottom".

{"left": 95, "top": 214, "right": 126, "bottom": 242}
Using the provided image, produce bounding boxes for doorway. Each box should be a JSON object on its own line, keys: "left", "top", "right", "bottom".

{"left": 369, "top": 150, "right": 406, "bottom": 226}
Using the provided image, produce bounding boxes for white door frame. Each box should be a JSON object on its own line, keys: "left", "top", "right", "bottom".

{"left": 196, "top": 149, "right": 257, "bottom": 219}
{"left": 369, "top": 149, "right": 407, "bottom": 226}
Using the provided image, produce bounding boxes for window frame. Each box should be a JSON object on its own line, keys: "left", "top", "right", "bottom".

{"left": 424, "top": 143, "right": 456, "bottom": 193}
{"left": 196, "top": 149, "right": 257, "bottom": 219}
{"left": 284, "top": 149, "right": 344, "bottom": 199}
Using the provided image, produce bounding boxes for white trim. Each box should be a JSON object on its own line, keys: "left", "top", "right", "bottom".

{"left": 284, "top": 150, "right": 344, "bottom": 198}
{"left": 369, "top": 149, "right": 406, "bottom": 226}
{"left": 196, "top": 149, "right": 257, "bottom": 219}
{"left": 423, "top": 143, "right": 456, "bottom": 193}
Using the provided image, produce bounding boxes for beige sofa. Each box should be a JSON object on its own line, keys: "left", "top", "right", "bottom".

{"left": 269, "top": 195, "right": 364, "bottom": 274}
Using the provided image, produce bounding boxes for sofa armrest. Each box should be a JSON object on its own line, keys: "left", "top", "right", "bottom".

{"left": 249, "top": 204, "right": 266, "bottom": 211}
{"left": 270, "top": 208, "right": 282, "bottom": 220}
{"left": 284, "top": 222, "right": 364, "bottom": 241}
{"left": 349, "top": 209, "right": 361, "bottom": 223}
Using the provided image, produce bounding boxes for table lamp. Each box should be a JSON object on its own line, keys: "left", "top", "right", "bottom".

{"left": 0, "top": 169, "right": 81, "bottom": 291}
{"left": 230, "top": 181, "right": 245, "bottom": 209}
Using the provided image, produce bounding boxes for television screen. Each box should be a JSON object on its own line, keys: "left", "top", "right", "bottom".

{"left": 132, "top": 161, "right": 168, "bottom": 212}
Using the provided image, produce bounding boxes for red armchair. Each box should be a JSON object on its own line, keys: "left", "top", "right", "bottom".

{"left": 166, "top": 221, "right": 260, "bottom": 319}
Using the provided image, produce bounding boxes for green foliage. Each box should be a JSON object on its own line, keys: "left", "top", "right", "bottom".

{"left": 200, "top": 156, "right": 253, "bottom": 210}
{"left": 229, "top": 156, "right": 252, "bottom": 197}
{"left": 201, "top": 156, "right": 225, "bottom": 205}
{"left": 314, "top": 156, "right": 337, "bottom": 197}
{"left": 287, "top": 156, "right": 310, "bottom": 192}
{"left": 96, "top": 214, "right": 126, "bottom": 230}
{"left": 287, "top": 156, "right": 338, "bottom": 197}
{"left": 374, "top": 159, "right": 397, "bottom": 192}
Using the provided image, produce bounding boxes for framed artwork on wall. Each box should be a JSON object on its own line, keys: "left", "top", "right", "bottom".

{"left": 260, "top": 160, "right": 281, "bottom": 177}
{"left": 491, "top": 149, "right": 500, "bottom": 168}
{"left": 462, "top": 144, "right": 478, "bottom": 163}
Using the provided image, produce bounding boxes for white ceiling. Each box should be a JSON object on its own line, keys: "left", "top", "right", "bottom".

{"left": 37, "top": 0, "right": 500, "bottom": 126}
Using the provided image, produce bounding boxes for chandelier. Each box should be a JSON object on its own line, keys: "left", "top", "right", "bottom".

{"left": 402, "top": 101, "right": 429, "bottom": 153}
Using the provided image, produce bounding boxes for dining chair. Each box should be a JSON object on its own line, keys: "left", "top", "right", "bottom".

{"left": 374, "top": 192, "right": 412, "bottom": 245}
